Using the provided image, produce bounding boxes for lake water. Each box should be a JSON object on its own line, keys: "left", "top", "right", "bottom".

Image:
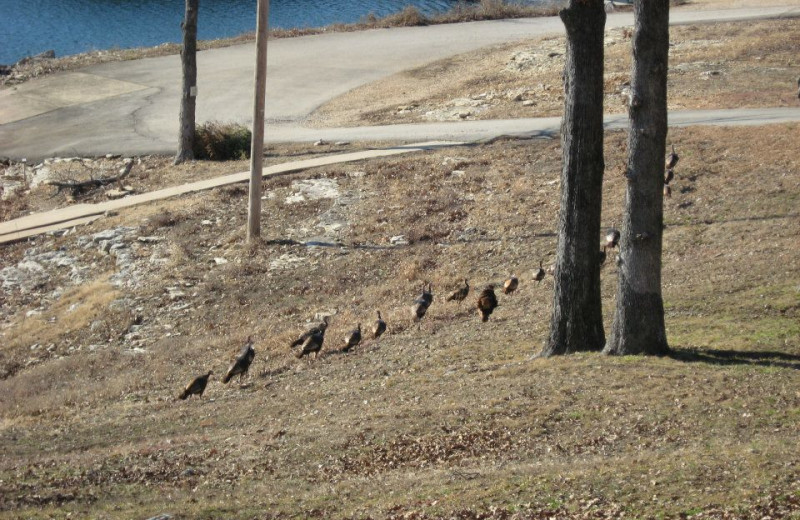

{"left": 0, "top": 0, "right": 544, "bottom": 65}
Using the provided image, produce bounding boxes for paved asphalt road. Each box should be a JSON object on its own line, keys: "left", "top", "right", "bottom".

{"left": 1, "top": 6, "right": 798, "bottom": 160}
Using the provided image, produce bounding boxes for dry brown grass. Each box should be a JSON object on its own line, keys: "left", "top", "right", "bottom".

{"left": 432, "top": 0, "right": 558, "bottom": 23}
{"left": 7, "top": 277, "right": 119, "bottom": 346}
{"left": 1, "top": 9, "right": 799, "bottom": 519}
{"left": 312, "top": 17, "right": 800, "bottom": 128}
{"left": 361, "top": 6, "right": 428, "bottom": 27}
{"left": 1, "top": 124, "right": 798, "bottom": 518}
{"left": 0, "top": 141, "right": 391, "bottom": 223}
{"left": 0, "top": 191, "right": 28, "bottom": 222}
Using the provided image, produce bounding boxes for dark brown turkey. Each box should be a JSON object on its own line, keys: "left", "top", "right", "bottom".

{"left": 477, "top": 285, "right": 498, "bottom": 322}
{"left": 605, "top": 229, "right": 621, "bottom": 249}
{"left": 290, "top": 316, "right": 329, "bottom": 348}
{"left": 223, "top": 336, "right": 255, "bottom": 384}
{"left": 666, "top": 145, "right": 679, "bottom": 169}
{"left": 446, "top": 279, "right": 469, "bottom": 304}
{"left": 411, "top": 282, "right": 433, "bottom": 324}
{"left": 419, "top": 282, "right": 433, "bottom": 307}
{"left": 664, "top": 168, "right": 675, "bottom": 185}
{"left": 373, "top": 310, "right": 387, "bottom": 339}
{"left": 411, "top": 300, "right": 428, "bottom": 322}
{"left": 533, "top": 261, "right": 546, "bottom": 283}
{"left": 295, "top": 328, "right": 325, "bottom": 360}
{"left": 179, "top": 370, "right": 212, "bottom": 400}
{"left": 342, "top": 324, "right": 362, "bottom": 353}
{"left": 503, "top": 275, "right": 519, "bottom": 295}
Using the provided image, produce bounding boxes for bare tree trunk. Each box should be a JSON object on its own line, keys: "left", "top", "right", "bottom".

{"left": 174, "top": 0, "right": 198, "bottom": 165}
{"left": 605, "top": 0, "right": 670, "bottom": 356}
{"left": 541, "top": 0, "right": 606, "bottom": 357}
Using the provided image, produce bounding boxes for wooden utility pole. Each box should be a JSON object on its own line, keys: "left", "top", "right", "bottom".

{"left": 247, "top": 0, "right": 269, "bottom": 242}
{"left": 175, "top": 0, "right": 199, "bottom": 165}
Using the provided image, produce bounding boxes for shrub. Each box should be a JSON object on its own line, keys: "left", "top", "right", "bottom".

{"left": 193, "top": 121, "right": 251, "bottom": 161}
{"left": 381, "top": 6, "right": 428, "bottom": 27}
{"left": 433, "top": 0, "right": 557, "bottom": 24}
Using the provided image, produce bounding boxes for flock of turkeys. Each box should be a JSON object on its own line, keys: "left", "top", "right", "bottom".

{"left": 178, "top": 272, "right": 540, "bottom": 399}
{"left": 180, "top": 146, "right": 681, "bottom": 400}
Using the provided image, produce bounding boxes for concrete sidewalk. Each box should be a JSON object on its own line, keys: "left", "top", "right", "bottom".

{"left": 5, "top": 102, "right": 800, "bottom": 244}
{"left": 264, "top": 107, "right": 800, "bottom": 143}
{"left": 1, "top": 5, "right": 798, "bottom": 160}
{"left": 0, "top": 141, "right": 460, "bottom": 244}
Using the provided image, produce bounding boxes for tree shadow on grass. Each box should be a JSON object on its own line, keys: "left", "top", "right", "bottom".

{"left": 668, "top": 346, "right": 800, "bottom": 370}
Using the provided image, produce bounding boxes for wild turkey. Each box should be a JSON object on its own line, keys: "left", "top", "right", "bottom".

{"left": 411, "top": 282, "right": 433, "bottom": 326}
{"left": 179, "top": 370, "right": 212, "bottom": 400}
{"left": 342, "top": 324, "right": 362, "bottom": 353}
{"left": 411, "top": 299, "right": 429, "bottom": 323}
{"left": 665, "top": 145, "right": 679, "bottom": 169}
{"left": 419, "top": 282, "right": 433, "bottom": 307}
{"left": 533, "top": 261, "right": 545, "bottom": 283}
{"left": 599, "top": 246, "right": 607, "bottom": 267}
{"left": 664, "top": 168, "right": 674, "bottom": 185}
{"left": 446, "top": 279, "right": 469, "bottom": 304}
{"left": 605, "top": 229, "right": 621, "bottom": 249}
{"left": 373, "top": 310, "right": 387, "bottom": 339}
{"left": 476, "top": 285, "right": 498, "bottom": 322}
{"left": 223, "top": 336, "right": 255, "bottom": 384}
{"left": 290, "top": 316, "right": 329, "bottom": 348}
{"left": 295, "top": 329, "right": 325, "bottom": 360}
{"left": 503, "top": 275, "right": 519, "bottom": 295}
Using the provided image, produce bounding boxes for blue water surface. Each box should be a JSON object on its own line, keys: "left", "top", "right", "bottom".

{"left": 0, "top": 0, "right": 543, "bottom": 65}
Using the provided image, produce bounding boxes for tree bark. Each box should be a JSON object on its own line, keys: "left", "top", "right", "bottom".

{"left": 541, "top": 0, "right": 606, "bottom": 357}
{"left": 604, "top": 0, "right": 670, "bottom": 356}
{"left": 174, "top": 0, "right": 198, "bottom": 165}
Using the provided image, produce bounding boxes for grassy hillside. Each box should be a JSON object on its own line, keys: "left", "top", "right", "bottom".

{"left": 1, "top": 124, "right": 798, "bottom": 518}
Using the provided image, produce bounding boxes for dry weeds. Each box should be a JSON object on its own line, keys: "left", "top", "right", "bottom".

{"left": 311, "top": 18, "right": 800, "bottom": 127}
{"left": 0, "top": 141, "right": 390, "bottom": 223}
{"left": 1, "top": 124, "right": 798, "bottom": 518}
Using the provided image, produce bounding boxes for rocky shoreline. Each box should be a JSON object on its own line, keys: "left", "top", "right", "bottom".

{"left": 0, "top": 49, "right": 56, "bottom": 83}
{"left": 0, "top": 44, "right": 185, "bottom": 88}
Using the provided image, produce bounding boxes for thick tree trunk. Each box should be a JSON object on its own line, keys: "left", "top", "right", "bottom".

{"left": 541, "top": 0, "right": 606, "bottom": 357}
{"left": 605, "top": 0, "right": 670, "bottom": 356}
{"left": 174, "top": 0, "right": 198, "bottom": 165}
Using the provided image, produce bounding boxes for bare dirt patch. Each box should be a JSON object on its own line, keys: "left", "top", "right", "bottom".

{"left": 1, "top": 124, "right": 798, "bottom": 518}
{"left": 311, "top": 17, "right": 800, "bottom": 127}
